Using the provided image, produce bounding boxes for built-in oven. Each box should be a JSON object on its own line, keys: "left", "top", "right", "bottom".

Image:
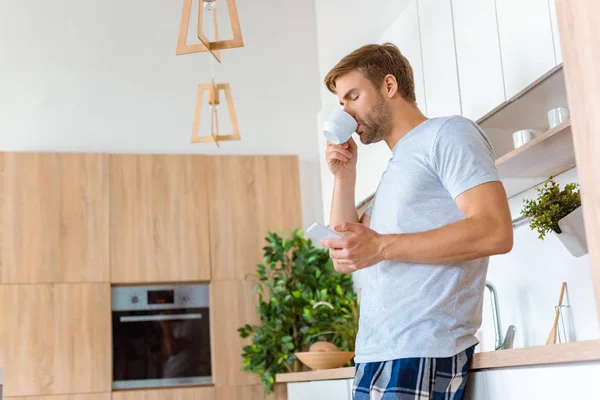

{"left": 111, "top": 284, "right": 212, "bottom": 390}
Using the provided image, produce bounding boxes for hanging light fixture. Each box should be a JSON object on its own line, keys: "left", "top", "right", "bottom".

{"left": 190, "top": 79, "right": 240, "bottom": 146}
{"left": 176, "top": 0, "right": 244, "bottom": 62}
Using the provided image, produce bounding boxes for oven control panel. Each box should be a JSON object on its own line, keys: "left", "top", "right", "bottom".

{"left": 111, "top": 284, "right": 209, "bottom": 311}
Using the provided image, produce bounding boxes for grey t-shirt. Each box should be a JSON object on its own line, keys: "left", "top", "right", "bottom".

{"left": 355, "top": 115, "right": 500, "bottom": 363}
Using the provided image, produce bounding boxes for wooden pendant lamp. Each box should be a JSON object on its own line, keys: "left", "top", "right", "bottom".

{"left": 176, "top": 0, "right": 244, "bottom": 62}
{"left": 191, "top": 79, "right": 240, "bottom": 146}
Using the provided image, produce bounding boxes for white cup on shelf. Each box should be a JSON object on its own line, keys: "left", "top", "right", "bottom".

{"left": 512, "top": 129, "right": 542, "bottom": 149}
{"left": 547, "top": 107, "right": 570, "bottom": 129}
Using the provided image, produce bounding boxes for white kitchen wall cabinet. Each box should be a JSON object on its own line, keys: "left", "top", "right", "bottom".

{"left": 418, "top": 0, "right": 462, "bottom": 117}
{"left": 495, "top": 0, "right": 556, "bottom": 98}
{"left": 380, "top": 0, "right": 427, "bottom": 114}
{"left": 452, "top": 0, "right": 506, "bottom": 121}
{"left": 287, "top": 379, "right": 352, "bottom": 400}
{"left": 548, "top": 0, "right": 563, "bottom": 64}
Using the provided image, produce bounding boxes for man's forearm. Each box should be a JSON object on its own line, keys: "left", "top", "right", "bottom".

{"left": 329, "top": 177, "right": 358, "bottom": 230}
{"left": 380, "top": 215, "right": 513, "bottom": 264}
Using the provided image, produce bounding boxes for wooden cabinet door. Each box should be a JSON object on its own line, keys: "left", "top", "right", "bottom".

{"left": 453, "top": 0, "right": 506, "bottom": 121}
{"left": 111, "top": 387, "right": 215, "bottom": 400}
{"left": 0, "top": 152, "right": 109, "bottom": 283}
{"left": 207, "top": 156, "right": 302, "bottom": 280}
{"left": 110, "top": 154, "right": 211, "bottom": 283}
{"left": 418, "top": 0, "right": 462, "bottom": 117}
{"left": 216, "top": 384, "right": 287, "bottom": 400}
{"left": 495, "top": 0, "right": 556, "bottom": 98}
{"left": 0, "top": 284, "right": 111, "bottom": 397}
{"left": 7, "top": 394, "right": 110, "bottom": 400}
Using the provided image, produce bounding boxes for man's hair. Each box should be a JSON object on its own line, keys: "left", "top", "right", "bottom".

{"left": 324, "top": 42, "right": 416, "bottom": 104}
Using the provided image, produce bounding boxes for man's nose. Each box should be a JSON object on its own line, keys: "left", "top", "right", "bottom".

{"left": 342, "top": 105, "right": 355, "bottom": 119}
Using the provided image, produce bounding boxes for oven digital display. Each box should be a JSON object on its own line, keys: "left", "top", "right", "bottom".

{"left": 147, "top": 289, "right": 175, "bottom": 304}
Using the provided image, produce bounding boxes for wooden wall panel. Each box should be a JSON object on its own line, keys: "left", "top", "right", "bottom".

{"left": 110, "top": 154, "right": 211, "bottom": 283}
{"left": 208, "top": 156, "right": 303, "bottom": 280}
{"left": 215, "top": 383, "right": 287, "bottom": 400}
{"left": 0, "top": 152, "right": 109, "bottom": 283}
{"left": 0, "top": 284, "right": 111, "bottom": 397}
{"left": 210, "top": 280, "right": 260, "bottom": 387}
{"left": 111, "top": 387, "right": 214, "bottom": 400}
{"left": 555, "top": 0, "right": 600, "bottom": 325}
{"left": 7, "top": 394, "right": 111, "bottom": 400}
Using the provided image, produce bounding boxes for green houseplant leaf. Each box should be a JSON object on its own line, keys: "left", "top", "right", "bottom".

{"left": 520, "top": 177, "right": 581, "bottom": 240}
{"left": 238, "top": 228, "right": 358, "bottom": 394}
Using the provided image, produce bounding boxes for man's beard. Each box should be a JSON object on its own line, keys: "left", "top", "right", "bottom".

{"left": 358, "top": 96, "right": 393, "bottom": 145}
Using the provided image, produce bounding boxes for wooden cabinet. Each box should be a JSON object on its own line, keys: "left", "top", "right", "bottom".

{"left": 216, "top": 384, "right": 287, "bottom": 400}
{"left": 380, "top": 0, "right": 427, "bottom": 114}
{"left": 207, "top": 156, "right": 302, "bottom": 281}
{"left": 0, "top": 284, "right": 111, "bottom": 397}
{"left": 210, "top": 280, "right": 260, "bottom": 387}
{"left": 111, "top": 387, "right": 214, "bottom": 400}
{"left": 0, "top": 152, "right": 109, "bottom": 283}
{"left": 495, "top": 0, "right": 556, "bottom": 98}
{"left": 110, "top": 154, "right": 211, "bottom": 283}
{"left": 418, "top": 0, "right": 461, "bottom": 117}
{"left": 7, "top": 394, "right": 110, "bottom": 400}
{"left": 453, "top": 0, "right": 506, "bottom": 121}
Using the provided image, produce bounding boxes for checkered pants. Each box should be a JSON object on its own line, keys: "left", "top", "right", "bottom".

{"left": 353, "top": 345, "right": 474, "bottom": 400}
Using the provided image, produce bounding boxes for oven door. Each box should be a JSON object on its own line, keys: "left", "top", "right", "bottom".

{"left": 112, "top": 307, "right": 212, "bottom": 389}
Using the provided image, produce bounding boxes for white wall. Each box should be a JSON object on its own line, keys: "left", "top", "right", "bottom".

{"left": 478, "top": 168, "right": 599, "bottom": 352}
{"left": 0, "top": 0, "right": 324, "bottom": 229}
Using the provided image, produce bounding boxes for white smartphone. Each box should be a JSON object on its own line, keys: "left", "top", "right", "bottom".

{"left": 306, "top": 222, "right": 342, "bottom": 242}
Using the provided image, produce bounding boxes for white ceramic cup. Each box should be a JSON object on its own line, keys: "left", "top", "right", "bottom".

{"left": 323, "top": 109, "right": 358, "bottom": 144}
{"left": 512, "top": 129, "right": 541, "bottom": 148}
{"left": 547, "top": 107, "right": 570, "bottom": 129}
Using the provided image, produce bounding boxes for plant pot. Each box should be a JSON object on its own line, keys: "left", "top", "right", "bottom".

{"left": 554, "top": 206, "right": 588, "bottom": 257}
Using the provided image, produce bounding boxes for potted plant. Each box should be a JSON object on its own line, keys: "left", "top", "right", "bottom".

{"left": 237, "top": 229, "right": 358, "bottom": 394}
{"left": 520, "top": 177, "right": 588, "bottom": 257}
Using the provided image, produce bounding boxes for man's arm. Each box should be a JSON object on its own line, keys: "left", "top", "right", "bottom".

{"left": 379, "top": 181, "right": 512, "bottom": 264}
{"left": 329, "top": 176, "right": 359, "bottom": 231}
{"left": 324, "top": 181, "right": 512, "bottom": 271}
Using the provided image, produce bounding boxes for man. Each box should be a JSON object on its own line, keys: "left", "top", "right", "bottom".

{"left": 320, "top": 42, "right": 513, "bottom": 399}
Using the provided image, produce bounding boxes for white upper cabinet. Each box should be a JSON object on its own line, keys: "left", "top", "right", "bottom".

{"left": 380, "top": 0, "right": 427, "bottom": 114}
{"left": 452, "top": 0, "right": 506, "bottom": 121}
{"left": 418, "top": 0, "right": 462, "bottom": 117}
{"left": 495, "top": 0, "right": 556, "bottom": 98}
{"left": 548, "top": 0, "right": 563, "bottom": 64}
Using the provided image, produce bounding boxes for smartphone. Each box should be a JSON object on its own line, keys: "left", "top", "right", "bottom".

{"left": 306, "top": 222, "right": 342, "bottom": 242}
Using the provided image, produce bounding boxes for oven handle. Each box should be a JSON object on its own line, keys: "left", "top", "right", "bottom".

{"left": 119, "top": 313, "right": 203, "bottom": 323}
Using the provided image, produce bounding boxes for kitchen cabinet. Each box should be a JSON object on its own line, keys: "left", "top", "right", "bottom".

{"left": 210, "top": 280, "right": 260, "bottom": 387}
{"left": 287, "top": 379, "right": 353, "bottom": 400}
{"left": 0, "top": 284, "right": 111, "bottom": 397}
{"left": 112, "top": 387, "right": 214, "bottom": 400}
{"left": 110, "top": 154, "right": 211, "bottom": 283}
{"left": 216, "top": 384, "right": 287, "bottom": 400}
{"left": 7, "top": 394, "right": 110, "bottom": 400}
{"left": 0, "top": 152, "right": 109, "bottom": 284}
{"left": 495, "top": 0, "right": 556, "bottom": 98}
{"left": 548, "top": 0, "right": 563, "bottom": 64}
{"left": 452, "top": 0, "right": 506, "bottom": 121}
{"left": 418, "top": 0, "right": 461, "bottom": 117}
{"left": 380, "top": 0, "right": 427, "bottom": 114}
{"left": 207, "top": 156, "right": 302, "bottom": 280}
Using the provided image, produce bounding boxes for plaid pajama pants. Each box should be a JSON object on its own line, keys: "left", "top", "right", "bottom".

{"left": 352, "top": 345, "right": 475, "bottom": 400}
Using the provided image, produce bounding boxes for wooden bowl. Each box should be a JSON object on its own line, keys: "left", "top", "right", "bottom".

{"left": 294, "top": 351, "right": 354, "bottom": 370}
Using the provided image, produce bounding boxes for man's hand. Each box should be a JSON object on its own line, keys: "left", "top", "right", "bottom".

{"left": 321, "top": 222, "right": 384, "bottom": 273}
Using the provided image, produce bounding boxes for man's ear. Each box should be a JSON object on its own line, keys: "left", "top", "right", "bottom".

{"left": 382, "top": 74, "right": 399, "bottom": 98}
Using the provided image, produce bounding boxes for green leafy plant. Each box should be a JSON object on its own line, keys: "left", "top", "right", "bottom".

{"left": 521, "top": 177, "right": 581, "bottom": 239}
{"left": 238, "top": 228, "right": 358, "bottom": 394}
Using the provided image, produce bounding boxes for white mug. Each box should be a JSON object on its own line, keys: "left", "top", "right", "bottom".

{"left": 547, "top": 107, "right": 570, "bottom": 129}
{"left": 323, "top": 109, "right": 357, "bottom": 144}
{"left": 512, "top": 129, "right": 541, "bottom": 148}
